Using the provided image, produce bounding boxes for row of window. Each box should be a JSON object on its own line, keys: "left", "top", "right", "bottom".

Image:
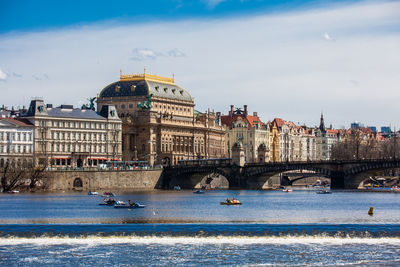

{"left": 116, "top": 102, "right": 192, "bottom": 114}
{"left": 0, "top": 132, "right": 33, "bottom": 142}
{"left": 51, "top": 131, "right": 107, "bottom": 141}
{"left": 51, "top": 143, "right": 107, "bottom": 153}
{"left": 0, "top": 145, "right": 32, "bottom": 153}
{"left": 38, "top": 120, "right": 121, "bottom": 131}
{"left": 49, "top": 120, "right": 107, "bottom": 129}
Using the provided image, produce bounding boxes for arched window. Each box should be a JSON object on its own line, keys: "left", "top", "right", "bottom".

{"left": 73, "top": 178, "right": 83, "bottom": 188}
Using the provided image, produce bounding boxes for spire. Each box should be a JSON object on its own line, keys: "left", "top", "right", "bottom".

{"left": 319, "top": 113, "right": 326, "bottom": 133}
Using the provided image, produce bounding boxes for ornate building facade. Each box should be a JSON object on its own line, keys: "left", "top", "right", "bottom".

{"left": 220, "top": 105, "right": 269, "bottom": 163}
{"left": 315, "top": 114, "right": 340, "bottom": 160}
{"left": 97, "top": 72, "right": 226, "bottom": 165}
{"left": 23, "top": 99, "right": 122, "bottom": 168}
{"left": 269, "top": 118, "right": 317, "bottom": 162}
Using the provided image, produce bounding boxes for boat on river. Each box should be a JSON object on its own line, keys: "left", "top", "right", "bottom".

{"left": 102, "top": 192, "right": 116, "bottom": 197}
{"left": 282, "top": 188, "right": 292, "bottom": 192}
{"left": 114, "top": 200, "right": 146, "bottom": 209}
{"left": 193, "top": 190, "right": 205, "bottom": 194}
{"left": 88, "top": 191, "right": 98, "bottom": 195}
{"left": 220, "top": 198, "right": 242, "bottom": 205}
{"left": 316, "top": 189, "right": 332, "bottom": 194}
{"left": 99, "top": 198, "right": 117, "bottom": 206}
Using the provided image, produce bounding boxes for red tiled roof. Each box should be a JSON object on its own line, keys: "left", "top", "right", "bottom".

{"left": 0, "top": 117, "right": 33, "bottom": 127}
{"left": 221, "top": 114, "right": 263, "bottom": 130}
{"left": 327, "top": 129, "right": 339, "bottom": 134}
{"left": 272, "top": 118, "right": 285, "bottom": 128}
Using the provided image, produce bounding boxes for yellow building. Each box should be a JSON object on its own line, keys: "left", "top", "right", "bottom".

{"left": 97, "top": 72, "right": 226, "bottom": 165}
{"left": 269, "top": 119, "right": 281, "bottom": 162}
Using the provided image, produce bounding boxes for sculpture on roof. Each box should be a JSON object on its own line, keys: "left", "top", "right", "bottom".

{"left": 137, "top": 93, "right": 153, "bottom": 110}
{"left": 81, "top": 97, "right": 97, "bottom": 111}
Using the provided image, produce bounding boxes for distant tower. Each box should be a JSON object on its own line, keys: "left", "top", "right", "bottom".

{"left": 319, "top": 113, "right": 326, "bottom": 133}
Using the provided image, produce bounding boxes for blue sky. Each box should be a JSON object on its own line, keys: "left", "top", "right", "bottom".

{"left": 0, "top": 0, "right": 399, "bottom": 128}
{"left": 0, "top": 0, "right": 361, "bottom": 33}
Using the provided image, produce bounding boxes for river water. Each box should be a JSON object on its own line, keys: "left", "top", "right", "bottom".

{"left": 0, "top": 189, "right": 400, "bottom": 266}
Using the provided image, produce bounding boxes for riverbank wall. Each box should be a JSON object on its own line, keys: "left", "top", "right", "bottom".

{"left": 45, "top": 169, "right": 163, "bottom": 191}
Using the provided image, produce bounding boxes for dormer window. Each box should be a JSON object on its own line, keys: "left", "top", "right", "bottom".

{"left": 115, "top": 85, "right": 120, "bottom": 92}
{"left": 155, "top": 86, "right": 159, "bottom": 91}
{"left": 179, "top": 90, "right": 184, "bottom": 95}
{"left": 171, "top": 88, "right": 176, "bottom": 94}
{"left": 130, "top": 85, "right": 136, "bottom": 92}
{"left": 164, "top": 87, "right": 168, "bottom": 93}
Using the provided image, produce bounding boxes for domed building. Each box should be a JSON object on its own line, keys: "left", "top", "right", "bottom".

{"left": 97, "top": 71, "right": 226, "bottom": 165}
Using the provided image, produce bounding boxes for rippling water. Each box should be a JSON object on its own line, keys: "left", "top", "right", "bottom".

{"left": 0, "top": 190, "right": 399, "bottom": 266}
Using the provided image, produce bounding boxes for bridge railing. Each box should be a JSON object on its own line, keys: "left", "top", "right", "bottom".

{"left": 245, "top": 158, "right": 400, "bottom": 167}
{"left": 174, "top": 158, "right": 232, "bottom": 168}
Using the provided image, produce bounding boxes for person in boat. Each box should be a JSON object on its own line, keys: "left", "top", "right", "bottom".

{"left": 226, "top": 197, "right": 230, "bottom": 203}
{"left": 128, "top": 200, "right": 136, "bottom": 206}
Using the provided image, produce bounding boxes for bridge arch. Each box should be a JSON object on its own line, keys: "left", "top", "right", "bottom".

{"left": 166, "top": 167, "right": 233, "bottom": 189}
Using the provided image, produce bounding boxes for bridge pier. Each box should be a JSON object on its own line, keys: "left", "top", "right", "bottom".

{"left": 330, "top": 171, "right": 345, "bottom": 189}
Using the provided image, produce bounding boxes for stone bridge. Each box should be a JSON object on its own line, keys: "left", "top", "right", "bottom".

{"left": 161, "top": 159, "right": 400, "bottom": 189}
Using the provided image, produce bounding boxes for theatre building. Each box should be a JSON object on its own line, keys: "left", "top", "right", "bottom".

{"left": 23, "top": 99, "right": 122, "bottom": 168}
{"left": 97, "top": 72, "right": 226, "bottom": 165}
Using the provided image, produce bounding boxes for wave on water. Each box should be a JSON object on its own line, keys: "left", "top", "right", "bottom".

{"left": 1, "top": 235, "right": 400, "bottom": 246}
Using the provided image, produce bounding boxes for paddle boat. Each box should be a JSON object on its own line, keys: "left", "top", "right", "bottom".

{"left": 173, "top": 186, "right": 181, "bottom": 191}
{"left": 7, "top": 190, "right": 19, "bottom": 194}
{"left": 88, "top": 191, "right": 99, "bottom": 195}
{"left": 102, "top": 192, "right": 116, "bottom": 197}
{"left": 220, "top": 198, "right": 242, "bottom": 205}
{"left": 99, "top": 197, "right": 117, "bottom": 206}
{"left": 114, "top": 200, "right": 146, "bottom": 209}
{"left": 193, "top": 189, "right": 205, "bottom": 194}
{"left": 316, "top": 189, "right": 332, "bottom": 194}
{"left": 282, "top": 188, "right": 292, "bottom": 192}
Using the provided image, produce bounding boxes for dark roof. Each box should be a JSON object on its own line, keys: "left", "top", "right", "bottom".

{"left": 99, "top": 79, "right": 193, "bottom": 102}
{"left": 46, "top": 107, "right": 107, "bottom": 120}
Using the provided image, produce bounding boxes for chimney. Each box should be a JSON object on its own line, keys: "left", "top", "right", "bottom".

{"left": 244, "top": 105, "right": 248, "bottom": 116}
{"left": 230, "top": 105, "right": 234, "bottom": 117}
{"left": 253, "top": 112, "right": 258, "bottom": 117}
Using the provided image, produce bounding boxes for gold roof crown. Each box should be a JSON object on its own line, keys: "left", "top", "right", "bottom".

{"left": 120, "top": 71, "right": 175, "bottom": 85}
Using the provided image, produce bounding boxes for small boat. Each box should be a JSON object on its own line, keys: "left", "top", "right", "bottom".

{"left": 282, "top": 188, "right": 292, "bottom": 192}
{"left": 193, "top": 190, "right": 204, "bottom": 194}
{"left": 88, "top": 191, "right": 98, "bottom": 195}
{"left": 99, "top": 197, "right": 117, "bottom": 206}
{"left": 173, "top": 186, "right": 181, "bottom": 191}
{"left": 391, "top": 186, "right": 400, "bottom": 192}
{"left": 102, "top": 192, "right": 116, "bottom": 197}
{"left": 220, "top": 201, "right": 242, "bottom": 205}
{"left": 220, "top": 198, "right": 242, "bottom": 205}
{"left": 114, "top": 200, "right": 146, "bottom": 209}
{"left": 316, "top": 189, "right": 332, "bottom": 194}
{"left": 7, "top": 190, "right": 19, "bottom": 194}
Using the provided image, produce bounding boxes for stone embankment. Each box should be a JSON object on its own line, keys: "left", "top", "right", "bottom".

{"left": 46, "top": 169, "right": 163, "bottom": 191}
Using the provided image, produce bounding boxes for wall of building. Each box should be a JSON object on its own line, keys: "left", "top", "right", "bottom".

{"left": 46, "top": 169, "right": 163, "bottom": 191}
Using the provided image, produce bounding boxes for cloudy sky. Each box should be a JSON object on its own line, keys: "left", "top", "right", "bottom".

{"left": 0, "top": 0, "right": 399, "bottom": 129}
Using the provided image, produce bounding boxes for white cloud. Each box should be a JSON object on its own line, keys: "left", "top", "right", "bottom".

{"left": 0, "top": 1, "right": 399, "bottom": 128}
{"left": 168, "top": 48, "right": 186, "bottom": 58}
{"left": 0, "top": 68, "right": 7, "bottom": 81}
{"left": 324, "top": 32, "right": 334, "bottom": 41}
{"left": 131, "top": 48, "right": 161, "bottom": 61}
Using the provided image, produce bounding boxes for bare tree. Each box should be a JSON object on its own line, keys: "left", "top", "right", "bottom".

{"left": 0, "top": 160, "right": 26, "bottom": 193}
{"left": 331, "top": 129, "right": 399, "bottom": 160}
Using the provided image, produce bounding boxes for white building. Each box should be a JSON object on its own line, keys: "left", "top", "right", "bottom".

{"left": 0, "top": 117, "right": 34, "bottom": 167}
{"left": 23, "top": 99, "right": 122, "bottom": 168}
